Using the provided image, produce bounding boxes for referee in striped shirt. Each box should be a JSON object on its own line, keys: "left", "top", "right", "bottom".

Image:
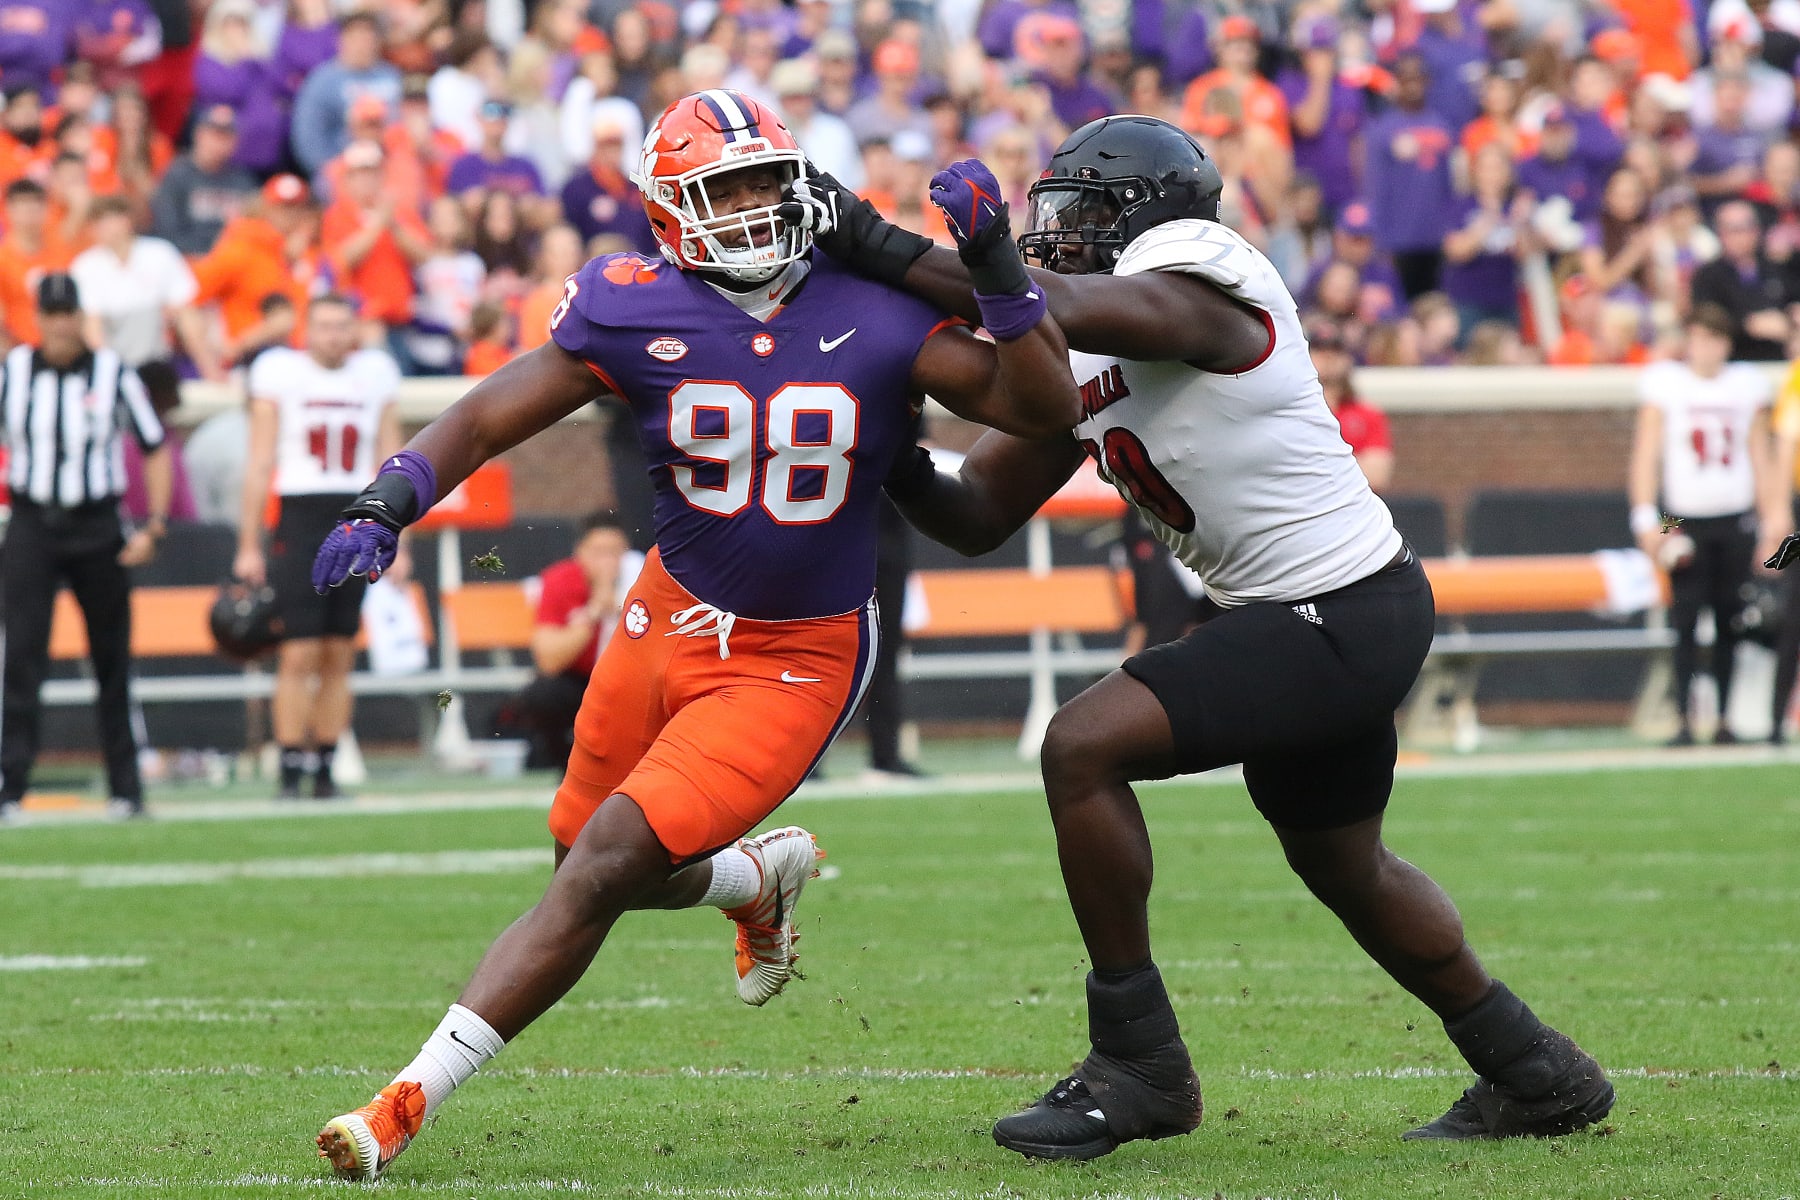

{"left": 0, "top": 273, "right": 172, "bottom": 822}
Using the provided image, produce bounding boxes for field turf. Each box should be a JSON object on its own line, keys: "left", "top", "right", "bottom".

{"left": 1, "top": 762, "right": 1796, "bottom": 1199}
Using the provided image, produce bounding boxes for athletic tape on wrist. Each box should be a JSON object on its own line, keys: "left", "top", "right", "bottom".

{"left": 975, "top": 287, "right": 1048, "bottom": 342}
{"left": 376, "top": 449, "right": 438, "bottom": 524}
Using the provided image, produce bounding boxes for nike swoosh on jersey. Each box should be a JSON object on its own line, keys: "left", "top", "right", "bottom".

{"left": 780, "top": 671, "right": 823, "bottom": 683}
{"left": 818, "top": 329, "right": 857, "bottom": 352}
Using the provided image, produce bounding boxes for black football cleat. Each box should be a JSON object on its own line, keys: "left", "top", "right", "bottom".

{"left": 1406, "top": 1034, "right": 1614, "bottom": 1140}
{"left": 994, "top": 1048, "right": 1203, "bottom": 1161}
{"left": 993, "top": 1075, "right": 1116, "bottom": 1160}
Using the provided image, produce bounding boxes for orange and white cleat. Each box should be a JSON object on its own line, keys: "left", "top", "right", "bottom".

{"left": 724, "top": 825, "right": 824, "bottom": 1006}
{"left": 317, "top": 1080, "right": 426, "bottom": 1181}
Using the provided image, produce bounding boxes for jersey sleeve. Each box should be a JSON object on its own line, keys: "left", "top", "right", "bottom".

{"left": 1635, "top": 362, "right": 1672, "bottom": 412}
{"left": 547, "top": 258, "right": 612, "bottom": 364}
{"left": 246, "top": 347, "right": 287, "bottom": 401}
{"left": 359, "top": 349, "right": 404, "bottom": 403}
{"left": 116, "top": 362, "right": 166, "bottom": 453}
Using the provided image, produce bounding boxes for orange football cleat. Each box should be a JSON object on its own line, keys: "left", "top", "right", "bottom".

{"left": 317, "top": 1079, "right": 426, "bottom": 1181}
{"left": 725, "top": 825, "right": 824, "bottom": 1006}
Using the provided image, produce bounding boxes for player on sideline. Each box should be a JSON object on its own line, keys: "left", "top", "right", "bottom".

{"left": 786, "top": 115, "right": 1614, "bottom": 1157}
{"left": 306, "top": 89, "right": 1080, "bottom": 1181}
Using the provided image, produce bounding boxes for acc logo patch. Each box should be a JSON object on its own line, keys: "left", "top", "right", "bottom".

{"left": 751, "top": 332, "right": 776, "bottom": 357}
{"left": 623, "top": 599, "right": 651, "bottom": 638}
{"left": 646, "top": 336, "right": 688, "bottom": 362}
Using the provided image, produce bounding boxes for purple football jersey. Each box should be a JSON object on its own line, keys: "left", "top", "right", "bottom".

{"left": 551, "top": 251, "right": 954, "bottom": 620}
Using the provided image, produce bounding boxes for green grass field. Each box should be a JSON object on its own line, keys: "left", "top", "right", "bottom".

{"left": 2, "top": 762, "right": 1797, "bottom": 1199}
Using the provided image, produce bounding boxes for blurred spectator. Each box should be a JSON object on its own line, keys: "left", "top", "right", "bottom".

{"left": 1689, "top": 198, "right": 1797, "bottom": 360}
{"left": 472, "top": 188, "right": 535, "bottom": 292}
{"left": 503, "top": 38, "right": 570, "bottom": 192}
{"left": 1411, "top": 291, "right": 1461, "bottom": 365}
{"left": 1612, "top": 0, "right": 1697, "bottom": 80}
{"left": 1311, "top": 322, "right": 1394, "bottom": 492}
{"left": 813, "top": 29, "right": 862, "bottom": 116}
{"left": 1277, "top": 15, "right": 1371, "bottom": 217}
{"left": 1629, "top": 302, "right": 1777, "bottom": 745}
{"left": 274, "top": 0, "right": 339, "bottom": 102}
{"left": 1180, "top": 16, "right": 1289, "bottom": 150}
{"left": 0, "top": 85, "right": 53, "bottom": 187}
{"left": 1691, "top": 72, "right": 1771, "bottom": 202}
{"left": 561, "top": 49, "right": 642, "bottom": 174}
{"left": 403, "top": 195, "right": 486, "bottom": 375}
{"left": 847, "top": 39, "right": 934, "bottom": 146}
{"left": 781, "top": 0, "right": 837, "bottom": 59}
{"left": 608, "top": 8, "right": 663, "bottom": 111}
{"left": 194, "top": 0, "right": 289, "bottom": 177}
{"left": 978, "top": 0, "right": 1080, "bottom": 61}
{"left": 447, "top": 99, "right": 547, "bottom": 209}
{"left": 559, "top": 112, "right": 655, "bottom": 254}
{"left": 1123, "top": 58, "right": 1181, "bottom": 125}
{"left": 0, "top": 179, "right": 75, "bottom": 349}
{"left": 1579, "top": 167, "right": 1659, "bottom": 301}
{"left": 319, "top": 140, "right": 431, "bottom": 357}
{"left": 771, "top": 58, "right": 863, "bottom": 189}
{"left": 1410, "top": 0, "right": 1485, "bottom": 130}
{"left": 73, "top": 0, "right": 163, "bottom": 96}
{"left": 1305, "top": 200, "right": 1403, "bottom": 320}
{"left": 861, "top": 130, "right": 950, "bottom": 245}
{"left": 1028, "top": 16, "right": 1117, "bottom": 130}
{"left": 72, "top": 195, "right": 222, "bottom": 380}
{"left": 1197, "top": 107, "right": 1277, "bottom": 247}
{"left": 1441, "top": 142, "right": 1532, "bottom": 334}
{"left": 1650, "top": 184, "right": 1719, "bottom": 308}
{"left": 1462, "top": 69, "right": 1527, "bottom": 163}
{"left": 43, "top": 154, "right": 97, "bottom": 252}
{"left": 724, "top": 24, "right": 782, "bottom": 98}
{"left": 1463, "top": 317, "right": 1532, "bottom": 364}
{"left": 517, "top": 224, "right": 585, "bottom": 354}
{"left": 193, "top": 173, "right": 320, "bottom": 363}
{"left": 493, "top": 511, "right": 633, "bottom": 772}
{"left": 1518, "top": 104, "right": 1597, "bottom": 224}
{"left": 924, "top": 92, "right": 975, "bottom": 166}
{"left": 1365, "top": 55, "right": 1454, "bottom": 301}
{"left": 151, "top": 104, "right": 257, "bottom": 255}
{"left": 1306, "top": 259, "right": 1372, "bottom": 359}
{"left": 107, "top": 84, "right": 175, "bottom": 220}
{"left": 120, "top": 360, "right": 197, "bottom": 527}
{"left": 290, "top": 10, "right": 400, "bottom": 177}
{"left": 979, "top": 123, "right": 1038, "bottom": 212}
{"left": 0, "top": 2, "right": 73, "bottom": 96}
{"left": 1690, "top": 7, "right": 1793, "bottom": 136}
{"left": 1548, "top": 275, "right": 1651, "bottom": 366}
{"left": 462, "top": 299, "right": 513, "bottom": 375}
{"left": 430, "top": 30, "right": 503, "bottom": 151}
{"left": 392, "top": 72, "right": 464, "bottom": 207}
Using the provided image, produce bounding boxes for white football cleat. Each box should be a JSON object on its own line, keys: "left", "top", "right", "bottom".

{"left": 724, "top": 825, "right": 824, "bottom": 1006}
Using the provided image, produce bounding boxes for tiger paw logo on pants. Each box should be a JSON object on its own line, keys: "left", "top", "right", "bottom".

{"left": 624, "top": 599, "right": 651, "bottom": 638}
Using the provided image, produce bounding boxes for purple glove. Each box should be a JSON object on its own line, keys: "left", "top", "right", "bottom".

{"left": 312, "top": 519, "right": 399, "bottom": 593}
{"left": 929, "top": 159, "right": 1009, "bottom": 254}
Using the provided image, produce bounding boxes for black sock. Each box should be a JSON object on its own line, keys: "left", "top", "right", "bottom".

{"left": 1442, "top": 980, "right": 1559, "bottom": 1092}
{"left": 1086, "top": 961, "right": 1180, "bottom": 1058}
{"left": 278, "top": 746, "right": 307, "bottom": 789}
{"left": 314, "top": 743, "right": 336, "bottom": 784}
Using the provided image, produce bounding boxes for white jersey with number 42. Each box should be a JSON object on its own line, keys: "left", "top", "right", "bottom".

{"left": 248, "top": 346, "right": 402, "bottom": 497}
{"left": 1069, "top": 219, "right": 1401, "bottom": 607}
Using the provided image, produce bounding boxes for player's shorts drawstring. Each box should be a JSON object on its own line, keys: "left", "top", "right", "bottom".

{"left": 666, "top": 602, "right": 737, "bottom": 659}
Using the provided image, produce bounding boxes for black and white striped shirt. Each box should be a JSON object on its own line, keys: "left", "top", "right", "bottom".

{"left": 1, "top": 344, "right": 164, "bottom": 509}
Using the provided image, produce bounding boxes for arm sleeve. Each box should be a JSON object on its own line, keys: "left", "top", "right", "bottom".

{"left": 246, "top": 348, "right": 283, "bottom": 400}
{"left": 162, "top": 241, "right": 200, "bottom": 307}
{"left": 118, "top": 364, "right": 166, "bottom": 452}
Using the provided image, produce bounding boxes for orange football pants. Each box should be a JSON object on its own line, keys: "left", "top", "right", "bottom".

{"left": 548, "top": 547, "right": 877, "bottom": 862}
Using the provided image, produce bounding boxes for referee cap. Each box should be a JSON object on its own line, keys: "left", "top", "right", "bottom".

{"left": 36, "top": 272, "right": 80, "bottom": 314}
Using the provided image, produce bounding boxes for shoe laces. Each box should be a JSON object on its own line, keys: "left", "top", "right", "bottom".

{"left": 666, "top": 602, "right": 737, "bottom": 659}
{"left": 359, "top": 1080, "right": 426, "bottom": 1148}
{"left": 1045, "top": 1076, "right": 1094, "bottom": 1109}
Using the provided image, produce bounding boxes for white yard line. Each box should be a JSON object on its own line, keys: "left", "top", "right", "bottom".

{"left": 0, "top": 848, "right": 551, "bottom": 887}
{"left": 0, "top": 955, "right": 147, "bottom": 970}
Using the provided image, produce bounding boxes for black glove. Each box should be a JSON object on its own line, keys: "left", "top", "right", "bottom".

{"left": 780, "top": 169, "right": 933, "bottom": 288}
{"left": 1767, "top": 532, "right": 1800, "bottom": 570}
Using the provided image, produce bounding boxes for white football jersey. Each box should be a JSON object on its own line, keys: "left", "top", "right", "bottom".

{"left": 1637, "top": 359, "right": 1770, "bottom": 519}
{"left": 248, "top": 347, "right": 402, "bottom": 496}
{"left": 1070, "top": 219, "right": 1401, "bottom": 606}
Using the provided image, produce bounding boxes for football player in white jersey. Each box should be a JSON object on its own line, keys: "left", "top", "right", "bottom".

{"left": 235, "top": 295, "right": 405, "bottom": 799}
{"left": 789, "top": 115, "right": 1614, "bottom": 1157}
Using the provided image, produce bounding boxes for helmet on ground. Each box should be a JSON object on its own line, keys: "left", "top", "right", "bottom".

{"left": 1019, "top": 115, "right": 1225, "bottom": 275}
{"left": 1732, "top": 577, "right": 1782, "bottom": 648}
{"left": 634, "top": 89, "right": 809, "bottom": 283}
{"left": 210, "top": 580, "right": 283, "bottom": 661}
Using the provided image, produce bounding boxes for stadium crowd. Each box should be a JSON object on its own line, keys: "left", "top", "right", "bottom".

{"left": 0, "top": 0, "right": 1795, "bottom": 377}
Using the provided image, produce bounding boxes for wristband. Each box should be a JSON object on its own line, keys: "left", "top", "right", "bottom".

{"left": 975, "top": 288, "right": 1048, "bottom": 342}
{"left": 1629, "top": 504, "right": 1663, "bottom": 537}
{"left": 961, "top": 224, "right": 1032, "bottom": 297}
{"left": 838, "top": 197, "right": 934, "bottom": 288}
{"left": 376, "top": 449, "right": 438, "bottom": 521}
{"left": 883, "top": 444, "right": 937, "bottom": 503}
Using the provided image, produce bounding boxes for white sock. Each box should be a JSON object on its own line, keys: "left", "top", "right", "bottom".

{"left": 393, "top": 1003, "right": 506, "bottom": 1119}
{"left": 699, "top": 845, "right": 761, "bottom": 910}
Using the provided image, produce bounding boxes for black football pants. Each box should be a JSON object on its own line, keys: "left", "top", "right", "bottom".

{"left": 1666, "top": 511, "right": 1756, "bottom": 726}
{"left": 1, "top": 501, "right": 141, "bottom": 802}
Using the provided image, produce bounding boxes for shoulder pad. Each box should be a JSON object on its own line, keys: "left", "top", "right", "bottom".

{"left": 1113, "top": 219, "right": 1259, "bottom": 291}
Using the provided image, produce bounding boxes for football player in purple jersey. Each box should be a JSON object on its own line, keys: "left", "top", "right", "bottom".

{"left": 303, "top": 88, "right": 1081, "bottom": 1181}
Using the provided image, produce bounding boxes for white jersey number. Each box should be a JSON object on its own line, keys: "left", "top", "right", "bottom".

{"left": 667, "top": 380, "right": 857, "bottom": 523}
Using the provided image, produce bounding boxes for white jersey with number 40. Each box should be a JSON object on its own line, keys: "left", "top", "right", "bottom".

{"left": 1069, "top": 219, "right": 1401, "bottom": 607}
{"left": 249, "top": 346, "right": 402, "bottom": 497}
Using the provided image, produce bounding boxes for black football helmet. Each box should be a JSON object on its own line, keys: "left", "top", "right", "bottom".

{"left": 1018, "top": 115, "right": 1225, "bottom": 275}
{"left": 210, "top": 580, "right": 283, "bottom": 661}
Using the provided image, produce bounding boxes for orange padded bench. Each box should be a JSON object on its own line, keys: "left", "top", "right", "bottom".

{"left": 909, "top": 566, "right": 1128, "bottom": 638}
{"left": 1425, "top": 554, "right": 1670, "bottom": 616}
{"left": 440, "top": 581, "right": 538, "bottom": 655}
{"left": 49, "top": 586, "right": 219, "bottom": 661}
